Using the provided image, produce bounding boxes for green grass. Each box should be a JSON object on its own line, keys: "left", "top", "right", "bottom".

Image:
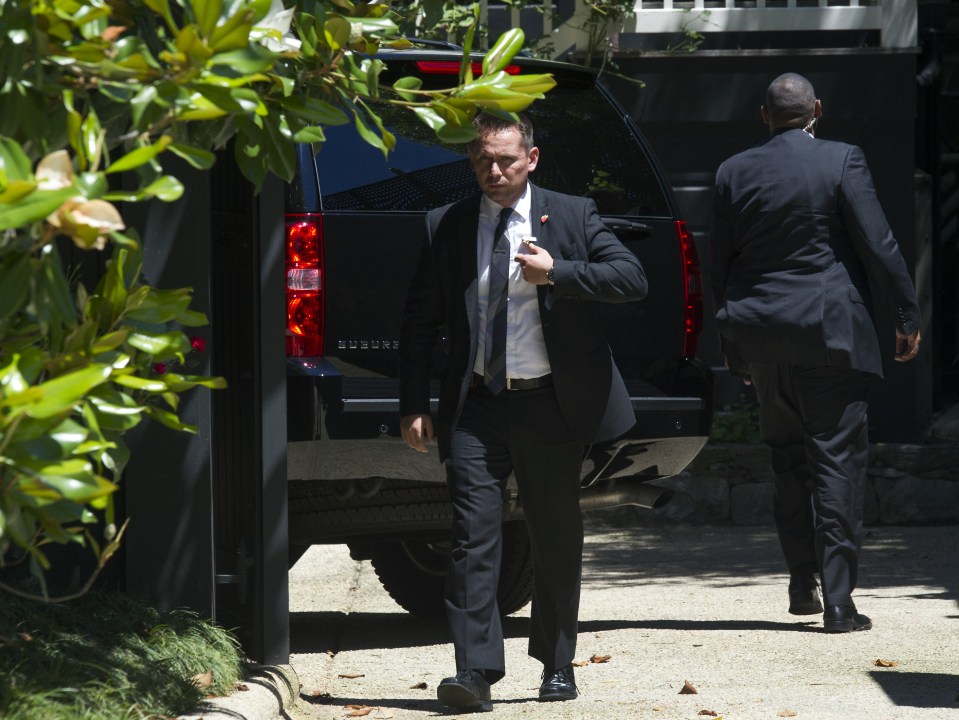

{"left": 0, "top": 589, "right": 245, "bottom": 720}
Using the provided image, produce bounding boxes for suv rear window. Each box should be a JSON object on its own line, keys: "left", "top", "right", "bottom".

{"left": 314, "top": 81, "right": 671, "bottom": 218}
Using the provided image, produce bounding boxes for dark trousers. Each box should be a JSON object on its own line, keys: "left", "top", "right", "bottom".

{"left": 444, "top": 382, "right": 584, "bottom": 682}
{"left": 750, "top": 363, "right": 871, "bottom": 608}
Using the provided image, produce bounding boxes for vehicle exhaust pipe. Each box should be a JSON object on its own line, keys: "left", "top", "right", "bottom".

{"left": 578, "top": 479, "right": 674, "bottom": 511}
{"left": 503, "top": 479, "right": 673, "bottom": 523}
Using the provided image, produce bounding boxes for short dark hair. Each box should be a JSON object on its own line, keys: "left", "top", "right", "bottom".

{"left": 765, "top": 73, "right": 816, "bottom": 129}
{"left": 469, "top": 112, "right": 535, "bottom": 152}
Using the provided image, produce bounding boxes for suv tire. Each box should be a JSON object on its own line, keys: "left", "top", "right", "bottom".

{"left": 289, "top": 479, "right": 454, "bottom": 544}
{"left": 364, "top": 520, "right": 534, "bottom": 619}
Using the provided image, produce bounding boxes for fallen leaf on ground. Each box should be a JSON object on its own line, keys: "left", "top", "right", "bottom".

{"left": 874, "top": 659, "right": 898, "bottom": 667}
{"left": 190, "top": 671, "right": 213, "bottom": 690}
{"left": 345, "top": 704, "right": 368, "bottom": 710}
{"left": 339, "top": 673, "right": 365, "bottom": 679}
{"left": 310, "top": 689, "right": 330, "bottom": 698}
{"left": 235, "top": 683, "right": 250, "bottom": 691}
{"left": 698, "top": 711, "right": 718, "bottom": 717}
{"left": 679, "top": 680, "right": 698, "bottom": 695}
{"left": 346, "top": 708, "right": 372, "bottom": 717}
{"left": 652, "top": 706, "right": 666, "bottom": 712}
{"left": 590, "top": 654, "right": 612, "bottom": 663}
{"left": 777, "top": 710, "right": 798, "bottom": 717}
{"left": 572, "top": 660, "right": 590, "bottom": 667}
{"left": 410, "top": 681, "right": 428, "bottom": 689}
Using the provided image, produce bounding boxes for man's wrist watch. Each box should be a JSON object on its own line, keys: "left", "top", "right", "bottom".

{"left": 546, "top": 265, "right": 555, "bottom": 286}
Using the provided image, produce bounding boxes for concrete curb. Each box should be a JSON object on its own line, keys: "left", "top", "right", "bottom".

{"left": 178, "top": 665, "right": 299, "bottom": 720}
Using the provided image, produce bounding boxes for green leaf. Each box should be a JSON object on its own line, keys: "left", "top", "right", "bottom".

{"left": 74, "top": 171, "right": 108, "bottom": 199}
{"left": 411, "top": 106, "right": 445, "bottom": 134}
{"left": 106, "top": 135, "right": 173, "bottom": 174}
{"left": 292, "top": 126, "right": 327, "bottom": 144}
{"left": 40, "top": 250, "right": 77, "bottom": 327}
{"left": 145, "top": 405, "right": 197, "bottom": 433}
{"left": 459, "top": 3, "right": 480, "bottom": 80}
{"left": 209, "top": 7, "right": 254, "bottom": 52}
{"left": 176, "top": 95, "right": 230, "bottom": 122}
{"left": 127, "top": 331, "right": 191, "bottom": 357}
{"left": 393, "top": 76, "right": 422, "bottom": 103}
{"left": 230, "top": 88, "right": 269, "bottom": 116}
{"left": 38, "top": 469, "right": 117, "bottom": 504}
{"left": 507, "top": 73, "right": 558, "bottom": 95}
{"left": 323, "top": 15, "right": 351, "bottom": 52}
{"left": 160, "top": 373, "right": 228, "bottom": 392}
{"left": 130, "top": 84, "right": 160, "bottom": 130}
{"left": 177, "top": 309, "right": 208, "bottom": 327}
{"left": 0, "top": 179, "right": 37, "bottom": 204}
{"left": 91, "top": 329, "right": 130, "bottom": 355}
{"left": 141, "top": 175, "right": 185, "bottom": 202}
{"left": 209, "top": 46, "right": 276, "bottom": 73}
{"left": 112, "top": 373, "right": 168, "bottom": 392}
{"left": 168, "top": 142, "right": 217, "bottom": 169}
{"left": 0, "top": 136, "right": 33, "bottom": 182}
{"left": 125, "top": 286, "right": 194, "bottom": 324}
{"left": 279, "top": 96, "right": 349, "bottom": 126}
{"left": 484, "top": 28, "right": 524, "bottom": 77}
{"left": 80, "top": 106, "right": 103, "bottom": 169}
{"left": 193, "top": 0, "right": 223, "bottom": 37}
{"left": 351, "top": 108, "right": 389, "bottom": 159}
{"left": 0, "top": 187, "right": 75, "bottom": 231}
{"left": 7, "top": 364, "right": 113, "bottom": 420}
{"left": 0, "top": 252, "right": 31, "bottom": 321}
{"left": 347, "top": 16, "right": 400, "bottom": 39}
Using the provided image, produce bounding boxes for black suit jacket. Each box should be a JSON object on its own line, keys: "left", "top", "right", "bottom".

{"left": 399, "top": 183, "right": 648, "bottom": 460}
{"left": 710, "top": 128, "right": 921, "bottom": 378}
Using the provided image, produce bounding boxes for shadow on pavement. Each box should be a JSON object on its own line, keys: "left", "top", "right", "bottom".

{"left": 581, "top": 522, "right": 959, "bottom": 606}
{"left": 868, "top": 671, "right": 959, "bottom": 710}
{"left": 291, "top": 601, "right": 819, "bottom": 655}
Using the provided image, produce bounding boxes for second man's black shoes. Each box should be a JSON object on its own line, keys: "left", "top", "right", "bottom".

{"left": 436, "top": 669, "right": 491, "bottom": 710}
{"left": 538, "top": 663, "right": 579, "bottom": 702}
{"left": 823, "top": 604, "right": 873, "bottom": 633}
{"left": 788, "top": 569, "right": 824, "bottom": 616}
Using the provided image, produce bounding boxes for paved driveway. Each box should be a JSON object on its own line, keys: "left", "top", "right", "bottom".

{"left": 288, "top": 519, "right": 959, "bottom": 719}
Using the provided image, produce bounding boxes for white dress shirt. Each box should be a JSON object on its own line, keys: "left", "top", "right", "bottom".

{"left": 473, "top": 184, "right": 551, "bottom": 380}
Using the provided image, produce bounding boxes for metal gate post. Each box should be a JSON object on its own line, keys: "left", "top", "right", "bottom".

{"left": 209, "top": 161, "right": 290, "bottom": 664}
{"left": 124, "top": 163, "right": 216, "bottom": 615}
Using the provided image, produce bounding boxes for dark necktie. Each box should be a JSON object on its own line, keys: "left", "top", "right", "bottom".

{"left": 484, "top": 206, "right": 513, "bottom": 394}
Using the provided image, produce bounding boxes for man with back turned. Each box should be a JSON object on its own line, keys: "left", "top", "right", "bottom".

{"left": 710, "top": 73, "right": 921, "bottom": 633}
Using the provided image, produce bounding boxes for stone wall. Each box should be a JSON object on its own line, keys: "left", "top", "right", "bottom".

{"left": 614, "top": 442, "right": 959, "bottom": 527}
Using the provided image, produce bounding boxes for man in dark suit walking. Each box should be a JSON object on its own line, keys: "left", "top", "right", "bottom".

{"left": 399, "top": 112, "right": 646, "bottom": 709}
{"left": 710, "top": 73, "right": 921, "bottom": 633}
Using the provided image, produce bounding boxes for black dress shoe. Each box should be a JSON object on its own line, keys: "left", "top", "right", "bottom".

{"left": 823, "top": 605, "right": 873, "bottom": 633}
{"left": 538, "top": 664, "right": 578, "bottom": 702}
{"left": 436, "top": 669, "right": 491, "bottom": 710}
{"left": 788, "top": 572, "right": 824, "bottom": 615}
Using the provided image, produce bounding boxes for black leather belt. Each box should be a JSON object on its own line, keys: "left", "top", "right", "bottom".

{"left": 471, "top": 372, "right": 553, "bottom": 391}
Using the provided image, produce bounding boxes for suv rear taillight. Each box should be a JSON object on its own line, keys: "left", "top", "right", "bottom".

{"left": 676, "top": 220, "right": 703, "bottom": 359}
{"left": 415, "top": 60, "right": 520, "bottom": 75}
{"left": 286, "top": 213, "right": 324, "bottom": 357}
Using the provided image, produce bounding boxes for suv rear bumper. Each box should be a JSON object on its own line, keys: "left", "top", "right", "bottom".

{"left": 287, "top": 357, "right": 712, "bottom": 488}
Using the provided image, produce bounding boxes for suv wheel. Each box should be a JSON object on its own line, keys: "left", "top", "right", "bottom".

{"left": 363, "top": 520, "right": 534, "bottom": 619}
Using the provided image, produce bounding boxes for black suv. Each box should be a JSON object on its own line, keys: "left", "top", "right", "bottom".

{"left": 284, "top": 48, "right": 712, "bottom": 618}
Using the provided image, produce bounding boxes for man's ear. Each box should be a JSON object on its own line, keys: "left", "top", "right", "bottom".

{"left": 760, "top": 105, "right": 769, "bottom": 125}
{"left": 814, "top": 98, "right": 823, "bottom": 119}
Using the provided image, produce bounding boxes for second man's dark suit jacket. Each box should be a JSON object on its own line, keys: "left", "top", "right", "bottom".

{"left": 399, "top": 183, "right": 648, "bottom": 460}
{"left": 710, "top": 127, "right": 921, "bottom": 378}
